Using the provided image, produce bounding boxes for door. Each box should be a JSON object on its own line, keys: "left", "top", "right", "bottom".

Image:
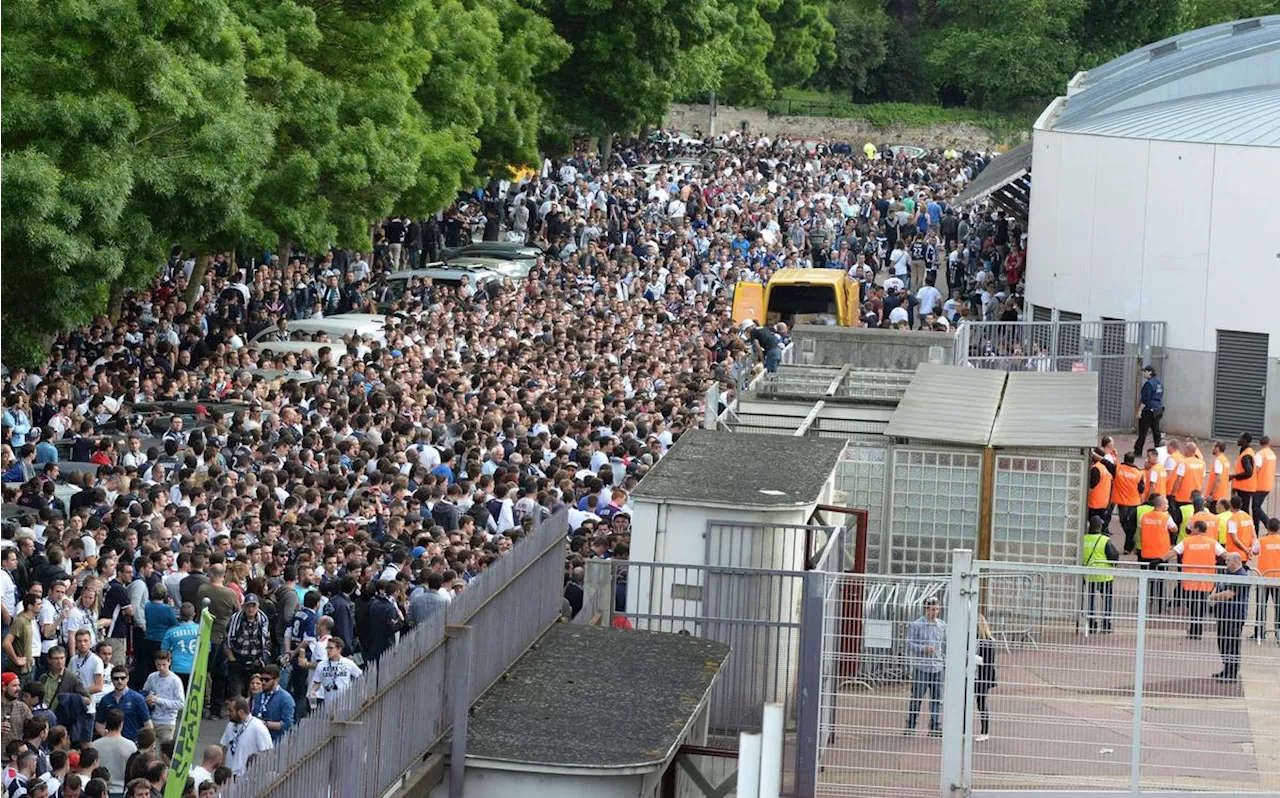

{"left": 1098, "top": 318, "right": 1130, "bottom": 430}
{"left": 1213, "top": 330, "right": 1268, "bottom": 438}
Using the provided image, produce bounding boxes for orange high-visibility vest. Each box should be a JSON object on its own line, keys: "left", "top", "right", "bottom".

{"left": 1257, "top": 446, "right": 1276, "bottom": 492}
{"left": 1258, "top": 535, "right": 1280, "bottom": 577}
{"left": 1210, "top": 454, "right": 1231, "bottom": 503}
{"left": 1226, "top": 511, "right": 1257, "bottom": 561}
{"left": 1140, "top": 511, "right": 1173, "bottom": 560}
{"left": 1235, "top": 447, "right": 1258, "bottom": 492}
{"left": 1181, "top": 533, "right": 1218, "bottom": 592}
{"left": 1175, "top": 457, "right": 1206, "bottom": 503}
{"left": 1089, "top": 462, "right": 1113, "bottom": 510}
{"left": 1187, "top": 510, "right": 1218, "bottom": 542}
{"left": 1111, "top": 464, "right": 1143, "bottom": 507}
{"left": 1145, "top": 464, "right": 1168, "bottom": 500}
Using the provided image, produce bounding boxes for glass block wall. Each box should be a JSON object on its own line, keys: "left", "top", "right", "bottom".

{"left": 992, "top": 454, "right": 1086, "bottom": 566}
{"left": 833, "top": 446, "right": 889, "bottom": 573}
{"left": 889, "top": 448, "right": 982, "bottom": 574}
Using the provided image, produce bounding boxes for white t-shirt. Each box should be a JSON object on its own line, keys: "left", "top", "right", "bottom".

{"left": 190, "top": 765, "right": 214, "bottom": 789}
{"left": 916, "top": 285, "right": 942, "bottom": 315}
{"left": 312, "top": 656, "right": 362, "bottom": 698}
{"left": 0, "top": 569, "right": 14, "bottom": 622}
{"left": 891, "top": 248, "right": 910, "bottom": 277}
{"left": 888, "top": 306, "right": 910, "bottom": 325}
{"left": 221, "top": 716, "right": 274, "bottom": 775}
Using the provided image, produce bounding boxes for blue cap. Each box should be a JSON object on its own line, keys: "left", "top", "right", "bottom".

{"left": 411, "top": 546, "right": 427, "bottom": 559}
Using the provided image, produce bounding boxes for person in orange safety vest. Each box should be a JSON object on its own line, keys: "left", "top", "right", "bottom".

{"left": 1111, "top": 452, "right": 1145, "bottom": 554}
{"left": 1254, "top": 518, "right": 1280, "bottom": 643}
{"left": 1164, "top": 520, "right": 1225, "bottom": 641}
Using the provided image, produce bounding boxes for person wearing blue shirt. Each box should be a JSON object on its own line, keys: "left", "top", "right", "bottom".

{"left": 97, "top": 665, "right": 152, "bottom": 742}
{"left": 252, "top": 664, "right": 296, "bottom": 743}
{"left": 1134, "top": 365, "right": 1165, "bottom": 455}
{"left": 34, "top": 428, "right": 59, "bottom": 465}
{"left": 137, "top": 585, "right": 178, "bottom": 689}
{"left": 431, "top": 451, "right": 456, "bottom": 485}
{"left": 161, "top": 604, "right": 202, "bottom": 684}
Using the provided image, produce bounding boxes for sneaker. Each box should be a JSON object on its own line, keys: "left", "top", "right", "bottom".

{"left": 974, "top": 734, "right": 989, "bottom": 742}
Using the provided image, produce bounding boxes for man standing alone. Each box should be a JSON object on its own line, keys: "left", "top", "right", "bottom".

{"left": 905, "top": 597, "right": 946, "bottom": 736}
{"left": 1134, "top": 366, "right": 1164, "bottom": 455}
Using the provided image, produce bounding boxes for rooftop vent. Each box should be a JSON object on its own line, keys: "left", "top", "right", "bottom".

{"left": 1149, "top": 41, "right": 1179, "bottom": 60}
{"left": 1233, "top": 18, "right": 1263, "bottom": 34}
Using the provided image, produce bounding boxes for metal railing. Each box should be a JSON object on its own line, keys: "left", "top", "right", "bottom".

{"left": 803, "top": 553, "right": 1280, "bottom": 797}
{"left": 226, "top": 509, "right": 569, "bottom": 798}
{"left": 954, "top": 320, "right": 1166, "bottom": 431}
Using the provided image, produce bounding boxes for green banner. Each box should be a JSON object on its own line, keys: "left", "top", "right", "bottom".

{"left": 164, "top": 606, "right": 215, "bottom": 798}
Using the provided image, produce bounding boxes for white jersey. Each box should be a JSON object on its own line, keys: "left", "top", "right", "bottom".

{"left": 220, "top": 715, "right": 273, "bottom": 775}
{"left": 312, "top": 656, "right": 362, "bottom": 698}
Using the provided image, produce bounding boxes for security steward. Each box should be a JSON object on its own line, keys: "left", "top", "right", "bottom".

{"left": 1143, "top": 449, "right": 1168, "bottom": 503}
{"left": 1207, "top": 552, "right": 1250, "bottom": 683}
{"left": 1224, "top": 495, "right": 1257, "bottom": 566}
{"left": 1088, "top": 447, "right": 1115, "bottom": 526}
{"left": 1134, "top": 365, "right": 1164, "bottom": 455}
{"left": 1171, "top": 442, "right": 1207, "bottom": 523}
{"left": 1206, "top": 442, "right": 1232, "bottom": 508}
{"left": 1255, "top": 518, "right": 1280, "bottom": 643}
{"left": 1082, "top": 517, "right": 1119, "bottom": 633}
{"left": 1164, "top": 520, "right": 1226, "bottom": 641}
{"left": 1254, "top": 436, "right": 1275, "bottom": 530}
{"left": 1232, "top": 433, "right": 1258, "bottom": 511}
{"left": 1111, "top": 453, "right": 1145, "bottom": 554}
{"left": 1138, "top": 496, "right": 1177, "bottom": 612}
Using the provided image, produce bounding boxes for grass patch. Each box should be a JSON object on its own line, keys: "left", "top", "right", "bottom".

{"left": 764, "top": 88, "right": 1034, "bottom": 143}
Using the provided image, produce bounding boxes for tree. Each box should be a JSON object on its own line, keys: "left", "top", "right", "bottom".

{"left": 542, "top": 0, "right": 722, "bottom": 150}
{"left": 1, "top": 0, "right": 271, "bottom": 363}
{"left": 1188, "top": 0, "right": 1278, "bottom": 27}
{"left": 762, "top": 0, "right": 836, "bottom": 90}
{"left": 816, "top": 0, "right": 890, "bottom": 98}
{"left": 1075, "top": 0, "right": 1186, "bottom": 63}
{"left": 924, "top": 0, "right": 1087, "bottom": 108}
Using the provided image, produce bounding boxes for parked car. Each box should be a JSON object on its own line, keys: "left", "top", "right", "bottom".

{"left": 441, "top": 241, "right": 545, "bottom": 261}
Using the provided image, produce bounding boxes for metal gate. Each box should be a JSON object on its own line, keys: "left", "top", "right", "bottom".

{"left": 954, "top": 320, "right": 1166, "bottom": 431}
{"left": 1212, "top": 329, "right": 1268, "bottom": 438}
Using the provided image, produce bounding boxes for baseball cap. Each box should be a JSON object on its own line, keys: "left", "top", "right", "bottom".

{"left": 243, "top": 593, "right": 260, "bottom": 605}
{"left": 1, "top": 672, "right": 16, "bottom": 687}
{"left": 411, "top": 546, "right": 427, "bottom": 559}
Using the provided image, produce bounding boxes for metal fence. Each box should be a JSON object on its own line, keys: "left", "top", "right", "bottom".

{"left": 954, "top": 320, "right": 1166, "bottom": 431}
{"left": 225, "top": 509, "right": 569, "bottom": 798}
{"left": 803, "top": 554, "right": 1280, "bottom": 797}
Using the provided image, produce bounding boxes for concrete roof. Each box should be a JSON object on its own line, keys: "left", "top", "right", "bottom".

{"left": 885, "top": 364, "right": 1006, "bottom": 446}
{"left": 631, "top": 428, "right": 844, "bottom": 507}
{"left": 465, "top": 625, "right": 729, "bottom": 770}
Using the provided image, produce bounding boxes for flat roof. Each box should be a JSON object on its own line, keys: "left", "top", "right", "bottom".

{"left": 989, "top": 372, "right": 1099, "bottom": 448}
{"left": 465, "top": 625, "right": 729, "bottom": 770}
{"left": 631, "top": 428, "right": 845, "bottom": 507}
{"left": 885, "top": 364, "right": 1006, "bottom": 446}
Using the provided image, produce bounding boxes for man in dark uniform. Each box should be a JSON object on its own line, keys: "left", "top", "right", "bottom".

{"left": 1134, "top": 365, "right": 1164, "bottom": 455}
{"left": 1208, "top": 552, "right": 1250, "bottom": 682}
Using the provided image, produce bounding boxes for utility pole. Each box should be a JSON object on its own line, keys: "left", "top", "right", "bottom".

{"left": 709, "top": 90, "right": 718, "bottom": 138}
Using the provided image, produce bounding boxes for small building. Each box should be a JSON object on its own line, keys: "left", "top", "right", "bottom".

{"left": 434, "top": 625, "right": 730, "bottom": 798}
{"left": 629, "top": 428, "right": 846, "bottom": 569}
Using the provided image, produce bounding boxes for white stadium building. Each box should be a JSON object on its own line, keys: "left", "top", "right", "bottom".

{"left": 964, "top": 16, "right": 1280, "bottom": 439}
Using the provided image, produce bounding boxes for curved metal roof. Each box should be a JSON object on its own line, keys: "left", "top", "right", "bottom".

{"left": 1049, "top": 15, "right": 1280, "bottom": 147}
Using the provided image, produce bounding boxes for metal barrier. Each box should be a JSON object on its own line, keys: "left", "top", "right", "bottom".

{"left": 802, "top": 555, "right": 1280, "bottom": 797}
{"left": 954, "top": 320, "right": 1166, "bottom": 431}
{"left": 226, "top": 510, "right": 569, "bottom": 798}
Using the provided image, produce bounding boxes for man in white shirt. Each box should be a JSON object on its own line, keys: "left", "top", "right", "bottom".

{"left": 189, "top": 745, "right": 224, "bottom": 790}
{"left": 220, "top": 697, "right": 273, "bottom": 775}
{"left": 890, "top": 244, "right": 910, "bottom": 286}
{"left": 916, "top": 277, "right": 942, "bottom": 319}
{"left": 309, "top": 638, "right": 362, "bottom": 707}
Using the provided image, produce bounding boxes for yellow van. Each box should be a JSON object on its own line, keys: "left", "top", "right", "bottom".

{"left": 733, "top": 269, "right": 862, "bottom": 328}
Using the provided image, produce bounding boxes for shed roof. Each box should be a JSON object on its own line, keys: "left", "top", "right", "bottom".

{"left": 954, "top": 140, "right": 1032, "bottom": 206}
{"left": 465, "top": 625, "right": 729, "bottom": 770}
{"left": 988, "top": 372, "right": 1100, "bottom": 448}
{"left": 631, "top": 428, "right": 844, "bottom": 507}
{"left": 885, "top": 364, "right": 1006, "bottom": 446}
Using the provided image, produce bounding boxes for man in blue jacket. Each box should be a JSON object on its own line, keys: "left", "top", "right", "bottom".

{"left": 364, "top": 585, "right": 404, "bottom": 664}
{"left": 252, "top": 664, "right": 295, "bottom": 744}
{"left": 1134, "top": 365, "right": 1164, "bottom": 455}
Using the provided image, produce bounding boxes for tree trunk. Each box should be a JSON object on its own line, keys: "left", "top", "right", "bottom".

{"left": 106, "top": 280, "right": 126, "bottom": 324}
{"left": 184, "top": 253, "right": 213, "bottom": 308}
{"left": 600, "top": 132, "right": 614, "bottom": 168}
{"left": 278, "top": 238, "right": 294, "bottom": 266}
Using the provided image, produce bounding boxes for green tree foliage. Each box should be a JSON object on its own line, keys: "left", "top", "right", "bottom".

{"left": 816, "top": 0, "right": 890, "bottom": 98}
{"left": 923, "top": 0, "right": 1087, "bottom": 108}
{"left": 1074, "top": 0, "right": 1187, "bottom": 63}
{"left": 762, "top": 0, "right": 836, "bottom": 90}
{"left": 1, "top": 0, "right": 272, "bottom": 362}
{"left": 542, "top": 0, "right": 722, "bottom": 137}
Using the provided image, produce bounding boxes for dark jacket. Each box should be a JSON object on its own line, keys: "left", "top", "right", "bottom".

{"left": 326, "top": 592, "right": 357, "bottom": 655}
{"left": 179, "top": 571, "right": 210, "bottom": 608}
{"left": 364, "top": 595, "right": 403, "bottom": 663}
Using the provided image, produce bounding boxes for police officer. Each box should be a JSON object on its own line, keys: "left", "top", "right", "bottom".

{"left": 1134, "top": 365, "right": 1164, "bottom": 455}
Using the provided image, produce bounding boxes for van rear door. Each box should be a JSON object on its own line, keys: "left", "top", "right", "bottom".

{"left": 731, "top": 281, "right": 764, "bottom": 324}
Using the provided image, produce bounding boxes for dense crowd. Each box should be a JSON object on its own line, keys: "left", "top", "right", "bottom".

{"left": 1, "top": 129, "right": 1020, "bottom": 796}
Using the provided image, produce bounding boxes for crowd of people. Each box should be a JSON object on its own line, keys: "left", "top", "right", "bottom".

{"left": 0, "top": 128, "right": 1020, "bottom": 796}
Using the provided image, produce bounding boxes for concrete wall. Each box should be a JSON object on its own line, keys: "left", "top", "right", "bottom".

{"left": 792, "top": 325, "right": 956, "bottom": 370}
{"left": 1025, "top": 125, "right": 1280, "bottom": 438}
{"left": 665, "top": 103, "right": 1013, "bottom": 150}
